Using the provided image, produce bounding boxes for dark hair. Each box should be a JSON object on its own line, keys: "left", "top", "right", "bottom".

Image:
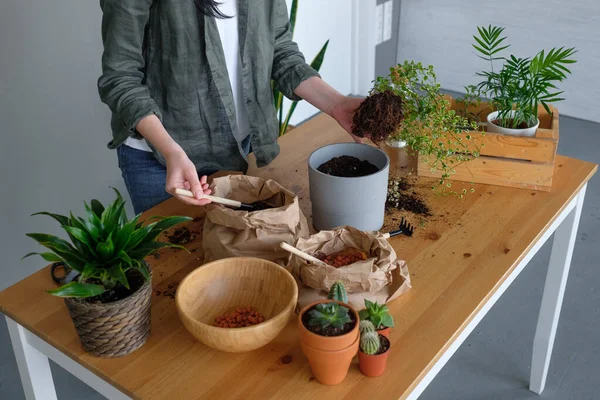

{"left": 194, "top": 0, "right": 230, "bottom": 18}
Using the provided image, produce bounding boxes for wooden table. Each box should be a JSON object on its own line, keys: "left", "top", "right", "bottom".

{"left": 2, "top": 114, "right": 596, "bottom": 400}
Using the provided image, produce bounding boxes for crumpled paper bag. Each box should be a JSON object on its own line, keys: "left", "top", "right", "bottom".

{"left": 287, "top": 226, "right": 411, "bottom": 310}
{"left": 203, "top": 175, "right": 309, "bottom": 266}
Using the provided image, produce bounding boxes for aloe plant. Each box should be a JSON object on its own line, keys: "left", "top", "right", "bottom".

{"left": 24, "top": 188, "right": 192, "bottom": 298}
{"left": 273, "top": 0, "right": 329, "bottom": 136}
{"left": 308, "top": 302, "right": 351, "bottom": 329}
{"left": 359, "top": 299, "right": 394, "bottom": 330}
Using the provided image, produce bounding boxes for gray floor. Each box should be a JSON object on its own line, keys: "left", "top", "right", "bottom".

{"left": 1, "top": 115, "right": 599, "bottom": 400}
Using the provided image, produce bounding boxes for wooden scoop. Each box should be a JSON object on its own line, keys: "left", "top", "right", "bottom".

{"left": 279, "top": 242, "right": 329, "bottom": 267}
{"left": 174, "top": 188, "right": 256, "bottom": 211}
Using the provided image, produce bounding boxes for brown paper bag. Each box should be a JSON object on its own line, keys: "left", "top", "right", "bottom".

{"left": 203, "top": 175, "right": 309, "bottom": 266}
{"left": 287, "top": 226, "right": 411, "bottom": 310}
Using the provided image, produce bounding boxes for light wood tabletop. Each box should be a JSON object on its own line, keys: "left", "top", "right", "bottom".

{"left": 1, "top": 114, "right": 596, "bottom": 400}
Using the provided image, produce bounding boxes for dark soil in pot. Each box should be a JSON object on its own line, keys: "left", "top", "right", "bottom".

{"left": 374, "top": 334, "right": 390, "bottom": 355}
{"left": 76, "top": 269, "right": 146, "bottom": 304}
{"left": 492, "top": 119, "right": 530, "bottom": 129}
{"left": 317, "top": 156, "right": 379, "bottom": 177}
{"left": 301, "top": 305, "right": 357, "bottom": 336}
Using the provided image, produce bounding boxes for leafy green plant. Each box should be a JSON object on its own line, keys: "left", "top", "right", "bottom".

{"left": 455, "top": 84, "right": 489, "bottom": 125}
{"left": 358, "top": 299, "right": 394, "bottom": 330}
{"left": 360, "top": 331, "right": 381, "bottom": 355}
{"left": 327, "top": 281, "right": 348, "bottom": 303}
{"left": 372, "top": 61, "right": 480, "bottom": 195}
{"left": 472, "top": 25, "right": 576, "bottom": 129}
{"left": 308, "top": 302, "right": 351, "bottom": 329}
{"left": 273, "top": 0, "right": 329, "bottom": 136}
{"left": 24, "top": 188, "right": 192, "bottom": 298}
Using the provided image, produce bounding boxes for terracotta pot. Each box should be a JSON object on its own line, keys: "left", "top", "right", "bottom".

{"left": 376, "top": 326, "right": 391, "bottom": 338}
{"left": 298, "top": 300, "right": 360, "bottom": 384}
{"left": 300, "top": 336, "right": 359, "bottom": 385}
{"left": 358, "top": 335, "right": 391, "bottom": 377}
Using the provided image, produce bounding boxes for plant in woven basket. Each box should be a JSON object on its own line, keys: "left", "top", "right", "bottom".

{"left": 359, "top": 299, "right": 394, "bottom": 330}
{"left": 307, "top": 302, "right": 351, "bottom": 329}
{"left": 23, "top": 188, "right": 192, "bottom": 357}
{"left": 352, "top": 60, "right": 481, "bottom": 196}
{"left": 24, "top": 188, "right": 192, "bottom": 301}
{"left": 327, "top": 281, "right": 348, "bottom": 304}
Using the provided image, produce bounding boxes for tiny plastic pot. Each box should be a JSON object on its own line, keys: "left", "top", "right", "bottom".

{"left": 358, "top": 334, "right": 391, "bottom": 377}
{"left": 376, "top": 326, "right": 391, "bottom": 339}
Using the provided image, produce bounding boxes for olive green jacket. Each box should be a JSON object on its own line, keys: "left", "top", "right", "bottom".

{"left": 98, "top": 0, "right": 319, "bottom": 172}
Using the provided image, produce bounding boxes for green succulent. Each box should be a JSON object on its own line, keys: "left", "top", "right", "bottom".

{"left": 327, "top": 281, "right": 348, "bottom": 304}
{"left": 360, "top": 331, "right": 381, "bottom": 355}
{"left": 24, "top": 188, "right": 192, "bottom": 298}
{"left": 307, "top": 302, "right": 351, "bottom": 329}
{"left": 359, "top": 320, "right": 376, "bottom": 334}
{"left": 359, "top": 299, "right": 394, "bottom": 330}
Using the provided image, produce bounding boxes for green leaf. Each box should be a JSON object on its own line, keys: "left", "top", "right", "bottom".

{"left": 125, "top": 222, "right": 157, "bottom": 251}
{"left": 96, "top": 232, "right": 115, "bottom": 261}
{"left": 147, "top": 216, "right": 193, "bottom": 242}
{"left": 22, "top": 252, "right": 62, "bottom": 262}
{"left": 289, "top": 0, "right": 298, "bottom": 38}
{"left": 107, "top": 264, "right": 129, "bottom": 289}
{"left": 80, "top": 263, "right": 98, "bottom": 281}
{"left": 381, "top": 313, "right": 395, "bottom": 328}
{"left": 90, "top": 199, "right": 105, "bottom": 218}
{"left": 118, "top": 250, "right": 132, "bottom": 266}
{"left": 47, "top": 281, "right": 105, "bottom": 298}
{"left": 359, "top": 309, "right": 369, "bottom": 320}
{"left": 364, "top": 298, "right": 375, "bottom": 310}
{"left": 31, "top": 211, "right": 69, "bottom": 226}
{"left": 114, "top": 215, "right": 140, "bottom": 253}
{"left": 136, "top": 261, "right": 151, "bottom": 281}
{"left": 128, "top": 241, "right": 187, "bottom": 259}
{"left": 62, "top": 226, "right": 92, "bottom": 248}
{"left": 310, "top": 40, "right": 329, "bottom": 72}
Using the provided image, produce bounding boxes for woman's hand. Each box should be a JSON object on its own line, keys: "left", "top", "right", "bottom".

{"left": 164, "top": 149, "right": 212, "bottom": 206}
{"left": 293, "top": 77, "right": 365, "bottom": 143}
{"left": 330, "top": 96, "right": 365, "bottom": 143}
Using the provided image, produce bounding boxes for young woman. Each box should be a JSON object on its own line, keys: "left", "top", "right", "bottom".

{"left": 98, "top": 0, "right": 363, "bottom": 214}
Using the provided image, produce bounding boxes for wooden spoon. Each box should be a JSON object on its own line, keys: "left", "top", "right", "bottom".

{"left": 279, "top": 242, "right": 329, "bottom": 267}
{"left": 174, "top": 188, "right": 256, "bottom": 210}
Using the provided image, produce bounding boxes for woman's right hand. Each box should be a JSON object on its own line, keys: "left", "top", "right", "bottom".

{"left": 165, "top": 149, "right": 212, "bottom": 206}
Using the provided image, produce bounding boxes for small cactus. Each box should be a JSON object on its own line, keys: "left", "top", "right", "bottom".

{"left": 327, "top": 281, "right": 348, "bottom": 304}
{"left": 360, "top": 331, "right": 381, "bottom": 355}
{"left": 359, "top": 320, "right": 376, "bottom": 334}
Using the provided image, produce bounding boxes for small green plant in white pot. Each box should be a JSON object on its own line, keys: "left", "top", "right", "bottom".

{"left": 24, "top": 188, "right": 192, "bottom": 357}
{"left": 472, "top": 25, "right": 576, "bottom": 137}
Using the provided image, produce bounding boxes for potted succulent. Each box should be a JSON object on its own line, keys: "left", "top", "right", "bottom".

{"left": 358, "top": 320, "right": 391, "bottom": 377}
{"left": 472, "top": 25, "right": 576, "bottom": 137}
{"left": 24, "top": 188, "right": 192, "bottom": 357}
{"left": 298, "top": 283, "right": 359, "bottom": 385}
{"left": 358, "top": 299, "right": 394, "bottom": 338}
{"left": 351, "top": 60, "right": 480, "bottom": 196}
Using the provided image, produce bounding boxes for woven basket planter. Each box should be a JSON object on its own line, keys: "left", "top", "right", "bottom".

{"left": 64, "top": 265, "right": 152, "bottom": 358}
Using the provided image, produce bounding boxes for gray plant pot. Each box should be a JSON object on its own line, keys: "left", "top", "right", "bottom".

{"left": 308, "top": 143, "right": 390, "bottom": 231}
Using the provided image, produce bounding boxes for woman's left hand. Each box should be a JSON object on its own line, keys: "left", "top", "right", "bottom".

{"left": 330, "top": 96, "right": 365, "bottom": 143}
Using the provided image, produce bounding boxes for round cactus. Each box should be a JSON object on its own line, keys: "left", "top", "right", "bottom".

{"left": 359, "top": 320, "right": 376, "bottom": 334}
{"left": 327, "top": 281, "right": 348, "bottom": 304}
{"left": 360, "top": 331, "right": 381, "bottom": 355}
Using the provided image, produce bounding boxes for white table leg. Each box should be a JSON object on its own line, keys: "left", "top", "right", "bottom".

{"left": 6, "top": 316, "right": 58, "bottom": 400}
{"left": 530, "top": 184, "right": 588, "bottom": 394}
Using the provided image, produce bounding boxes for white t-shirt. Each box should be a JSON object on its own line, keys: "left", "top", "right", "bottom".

{"left": 124, "top": 0, "right": 250, "bottom": 152}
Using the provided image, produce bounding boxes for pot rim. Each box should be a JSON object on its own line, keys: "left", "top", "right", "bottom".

{"left": 308, "top": 143, "right": 390, "bottom": 180}
{"left": 300, "top": 333, "right": 360, "bottom": 354}
{"left": 64, "top": 262, "right": 152, "bottom": 310}
{"left": 486, "top": 110, "right": 540, "bottom": 132}
{"left": 298, "top": 299, "right": 360, "bottom": 341}
{"left": 176, "top": 257, "right": 299, "bottom": 333}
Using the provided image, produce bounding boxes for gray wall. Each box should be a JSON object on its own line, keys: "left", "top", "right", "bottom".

{"left": 0, "top": 0, "right": 129, "bottom": 291}
{"left": 395, "top": 0, "right": 600, "bottom": 123}
{"left": 375, "top": 0, "right": 402, "bottom": 78}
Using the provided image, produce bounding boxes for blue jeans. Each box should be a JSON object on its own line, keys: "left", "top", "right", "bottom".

{"left": 117, "top": 137, "right": 251, "bottom": 215}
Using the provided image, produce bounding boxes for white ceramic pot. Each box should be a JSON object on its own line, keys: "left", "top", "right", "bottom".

{"left": 486, "top": 111, "right": 539, "bottom": 137}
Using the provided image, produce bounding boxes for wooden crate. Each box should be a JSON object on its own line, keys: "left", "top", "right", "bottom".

{"left": 417, "top": 96, "right": 559, "bottom": 191}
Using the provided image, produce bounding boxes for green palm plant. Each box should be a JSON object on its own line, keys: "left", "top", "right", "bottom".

{"left": 24, "top": 188, "right": 192, "bottom": 298}
{"left": 473, "top": 25, "right": 577, "bottom": 129}
{"left": 273, "top": 0, "right": 329, "bottom": 136}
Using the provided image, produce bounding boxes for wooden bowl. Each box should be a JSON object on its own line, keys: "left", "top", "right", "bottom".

{"left": 176, "top": 257, "right": 298, "bottom": 352}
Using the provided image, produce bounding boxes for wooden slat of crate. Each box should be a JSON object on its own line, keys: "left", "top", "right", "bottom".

{"left": 418, "top": 155, "right": 555, "bottom": 191}
{"left": 417, "top": 97, "right": 559, "bottom": 191}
